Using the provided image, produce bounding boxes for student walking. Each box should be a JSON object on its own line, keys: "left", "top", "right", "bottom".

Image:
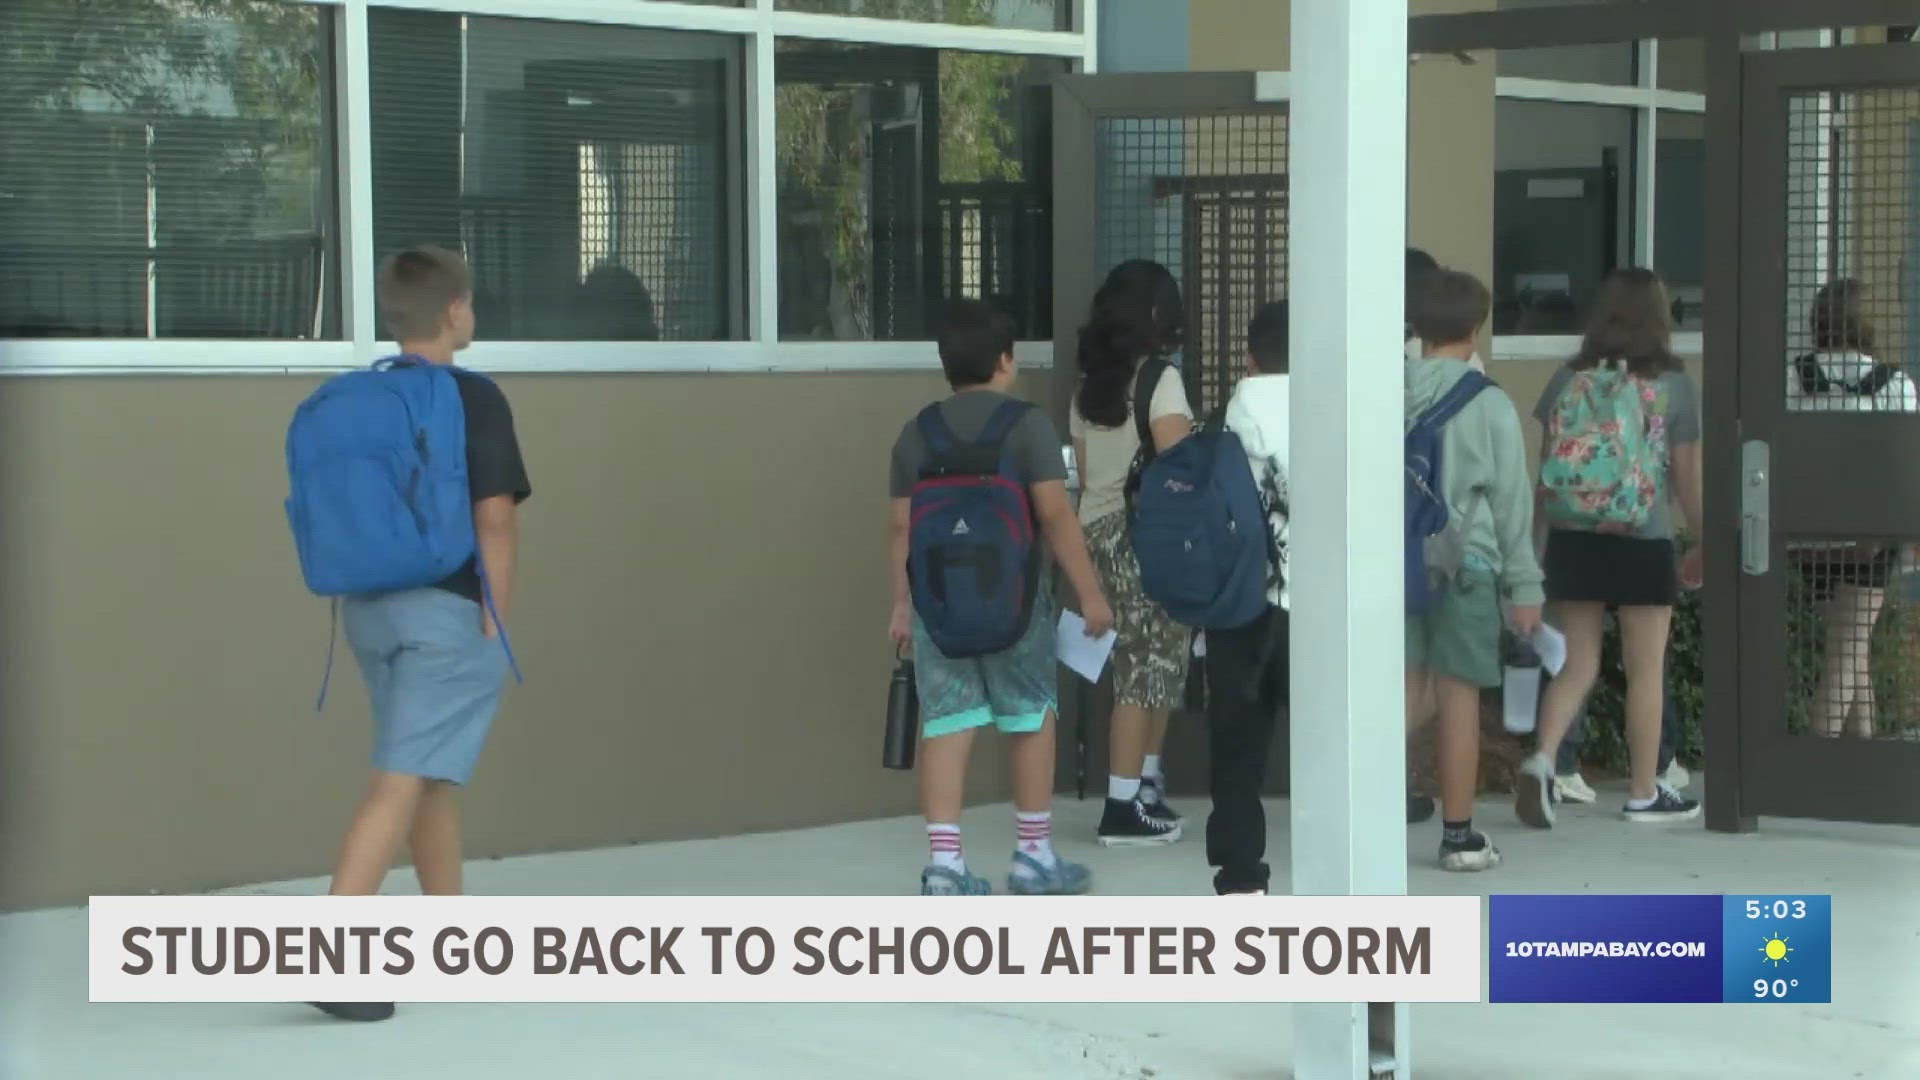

{"left": 889, "top": 300, "right": 1110, "bottom": 896}
{"left": 1518, "top": 268, "right": 1704, "bottom": 827}
{"left": 1069, "top": 259, "right": 1195, "bottom": 846}
{"left": 1787, "top": 279, "right": 1917, "bottom": 738}
{"left": 1205, "top": 300, "right": 1292, "bottom": 894}
{"left": 286, "top": 246, "right": 531, "bottom": 1022}
{"left": 1404, "top": 269, "right": 1543, "bottom": 871}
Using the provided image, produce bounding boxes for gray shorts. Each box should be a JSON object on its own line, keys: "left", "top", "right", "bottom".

{"left": 342, "top": 588, "right": 508, "bottom": 785}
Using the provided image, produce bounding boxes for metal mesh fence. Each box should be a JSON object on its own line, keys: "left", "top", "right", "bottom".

{"left": 1093, "top": 110, "right": 1288, "bottom": 415}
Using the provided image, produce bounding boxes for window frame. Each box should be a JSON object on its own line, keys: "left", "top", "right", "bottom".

{"left": 0, "top": 0, "right": 1094, "bottom": 374}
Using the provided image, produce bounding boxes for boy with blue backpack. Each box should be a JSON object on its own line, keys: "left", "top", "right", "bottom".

{"left": 1403, "top": 269, "right": 1541, "bottom": 872}
{"left": 889, "top": 300, "right": 1111, "bottom": 897}
{"left": 286, "top": 246, "right": 529, "bottom": 1021}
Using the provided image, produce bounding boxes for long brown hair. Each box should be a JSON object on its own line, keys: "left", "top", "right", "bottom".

{"left": 1809, "top": 278, "right": 1876, "bottom": 354}
{"left": 1572, "top": 268, "right": 1681, "bottom": 380}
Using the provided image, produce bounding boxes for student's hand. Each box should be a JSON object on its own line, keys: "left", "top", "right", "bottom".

{"left": 888, "top": 602, "right": 913, "bottom": 651}
{"left": 1080, "top": 594, "right": 1115, "bottom": 639}
{"left": 1679, "top": 545, "right": 1704, "bottom": 590}
{"left": 1508, "top": 604, "right": 1542, "bottom": 639}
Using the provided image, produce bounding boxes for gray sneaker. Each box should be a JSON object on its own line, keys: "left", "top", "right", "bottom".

{"left": 1515, "top": 753, "right": 1557, "bottom": 829}
{"left": 920, "top": 865, "right": 993, "bottom": 896}
{"left": 1006, "top": 852, "right": 1092, "bottom": 895}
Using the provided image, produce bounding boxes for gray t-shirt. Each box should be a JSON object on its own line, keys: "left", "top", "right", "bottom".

{"left": 1532, "top": 364, "right": 1700, "bottom": 540}
{"left": 889, "top": 389, "right": 1067, "bottom": 498}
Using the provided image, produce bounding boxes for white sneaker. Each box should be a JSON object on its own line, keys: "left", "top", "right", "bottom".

{"left": 1554, "top": 771, "right": 1597, "bottom": 804}
{"left": 1662, "top": 761, "right": 1692, "bottom": 789}
{"left": 1515, "top": 754, "right": 1556, "bottom": 829}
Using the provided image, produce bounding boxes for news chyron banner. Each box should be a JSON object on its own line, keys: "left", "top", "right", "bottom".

{"left": 90, "top": 896, "right": 1481, "bottom": 1004}
{"left": 1489, "top": 894, "right": 1832, "bottom": 1004}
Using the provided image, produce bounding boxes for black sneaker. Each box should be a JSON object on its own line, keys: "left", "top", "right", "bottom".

{"left": 1623, "top": 786, "right": 1701, "bottom": 824}
{"left": 310, "top": 1002, "right": 395, "bottom": 1022}
{"left": 1139, "top": 777, "right": 1183, "bottom": 823}
{"left": 1098, "top": 797, "right": 1183, "bottom": 847}
{"left": 1407, "top": 794, "right": 1436, "bottom": 824}
{"left": 1438, "top": 830, "right": 1502, "bottom": 872}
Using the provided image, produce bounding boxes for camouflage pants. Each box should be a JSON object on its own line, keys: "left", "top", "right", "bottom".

{"left": 1085, "top": 511, "right": 1191, "bottom": 710}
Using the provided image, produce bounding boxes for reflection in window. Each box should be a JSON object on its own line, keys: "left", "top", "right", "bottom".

{"left": 1655, "top": 111, "right": 1705, "bottom": 331}
{"left": 1493, "top": 98, "right": 1635, "bottom": 333}
{"left": 776, "top": 0, "right": 1065, "bottom": 32}
{"left": 369, "top": 13, "right": 741, "bottom": 341}
{"left": 776, "top": 43, "right": 1061, "bottom": 341}
{"left": 0, "top": 1, "right": 338, "bottom": 338}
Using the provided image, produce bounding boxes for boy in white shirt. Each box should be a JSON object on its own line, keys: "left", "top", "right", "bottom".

{"left": 1203, "top": 300, "right": 1291, "bottom": 895}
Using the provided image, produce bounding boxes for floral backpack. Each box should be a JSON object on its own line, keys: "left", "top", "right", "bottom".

{"left": 1538, "top": 364, "right": 1661, "bottom": 533}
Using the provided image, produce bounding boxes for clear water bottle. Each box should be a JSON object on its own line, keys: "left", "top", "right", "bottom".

{"left": 1502, "top": 636, "right": 1542, "bottom": 735}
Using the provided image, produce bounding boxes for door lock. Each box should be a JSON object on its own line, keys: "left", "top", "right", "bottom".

{"left": 1741, "top": 440, "right": 1770, "bottom": 576}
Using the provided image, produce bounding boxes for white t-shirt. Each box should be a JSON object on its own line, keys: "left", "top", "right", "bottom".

{"left": 1069, "top": 363, "right": 1193, "bottom": 525}
{"left": 1224, "top": 373, "right": 1291, "bottom": 609}
{"left": 1786, "top": 350, "right": 1918, "bottom": 413}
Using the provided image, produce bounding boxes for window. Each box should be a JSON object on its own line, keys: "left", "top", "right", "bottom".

{"left": 1656, "top": 111, "right": 1705, "bottom": 331}
{"left": 775, "top": 42, "right": 1062, "bottom": 340}
{"left": 1493, "top": 99, "right": 1636, "bottom": 333}
{"left": 0, "top": 1, "right": 338, "bottom": 338}
{"left": 368, "top": 13, "right": 744, "bottom": 341}
{"left": 776, "top": 0, "right": 1066, "bottom": 32}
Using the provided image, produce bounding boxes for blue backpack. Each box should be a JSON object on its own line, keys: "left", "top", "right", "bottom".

{"left": 286, "top": 355, "right": 518, "bottom": 704}
{"left": 1405, "top": 370, "right": 1493, "bottom": 614}
{"left": 906, "top": 399, "right": 1041, "bottom": 659}
{"left": 1126, "top": 359, "right": 1271, "bottom": 631}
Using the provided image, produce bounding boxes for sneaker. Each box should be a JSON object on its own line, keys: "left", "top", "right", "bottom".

{"left": 1407, "top": 794, "right": 1436, "bottom": 824}
{"left": 1439, "top": 830, "right": 1503, "bottom": 872}
{"left": 1006, "top": 852, "right": 1093, "bottom": 895}
{"left": 1623, "top": 785, "right": 1701, "bottom": 824}
{"left": 1554, "top": 771, "right": 1597, "bottom": 804}
{"left": 1662, "top": 761, "right": 1692, "bottom": 790}
{"left": 1097, "top": 796, "right": 1183, "bottom": 847}
{"left": 1139, "top": 777, "right": 1183, "bottom": 823}
{"left": 309, "top": 1002, "right": 395, "bottom": 1022}
{"left": 920, "top": 865, "right": 993, "bottom": 895}
{"left": 1514, "top": 754, "right": 1557, "bottom": 829}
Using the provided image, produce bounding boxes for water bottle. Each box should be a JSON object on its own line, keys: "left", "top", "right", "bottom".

{"left": 883, "top": 652, "right": 918, "bottom": 771}
{"left": 1502, "top": 635, "right": 1543, "bottom": 735}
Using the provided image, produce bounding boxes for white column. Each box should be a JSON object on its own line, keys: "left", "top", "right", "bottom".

{"left": 337, "top": 0, "right": 378, "bottom": 364}
{"left": 1288, "top": 0, "right": 1410, "bottom": 1078}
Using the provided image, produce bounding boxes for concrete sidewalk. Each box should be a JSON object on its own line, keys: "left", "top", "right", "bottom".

{"left": 5, "top": 780, "right": 1917, "bottom": 1079}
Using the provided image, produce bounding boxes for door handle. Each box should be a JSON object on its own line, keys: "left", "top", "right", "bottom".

{"left": 1741, "top": 439, "right": 1770, "bottom": 576}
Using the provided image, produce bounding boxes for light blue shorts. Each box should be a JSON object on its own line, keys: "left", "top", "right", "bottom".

{"left": 911, "top": 583, "right": 1059, "bottom": 740}
{"left": 341, "top": 589, "right": 508, "bottom": 785}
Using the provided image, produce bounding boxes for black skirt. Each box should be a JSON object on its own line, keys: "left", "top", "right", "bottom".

{"left": 1543, "top": 529, "right": 1678, "bottom": 607}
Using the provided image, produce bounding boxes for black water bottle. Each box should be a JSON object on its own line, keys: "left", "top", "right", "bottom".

{"left": 883, "top": 653, "right": 918, "bottom": 771}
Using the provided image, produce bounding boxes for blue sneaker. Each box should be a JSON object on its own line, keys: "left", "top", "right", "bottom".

{"left": 1006, "top": 852, "right": 1092, "bottom": 895}
{"left": 920, "top": 865, "right": 993, "bottom": 896}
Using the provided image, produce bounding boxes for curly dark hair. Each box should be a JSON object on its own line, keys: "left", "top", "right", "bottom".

{"left": 1074, "top": 259, "right": 1184, "bottom": 428}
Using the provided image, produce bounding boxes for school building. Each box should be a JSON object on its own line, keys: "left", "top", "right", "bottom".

{"left": 2, "top": 0, "right": 1917, "bottom": 919}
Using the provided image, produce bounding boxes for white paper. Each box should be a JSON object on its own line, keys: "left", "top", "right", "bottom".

{"left": 1056, "top": 609, "right": 1119, "bottom": 682}
{"left": 1531, "top": 623, "right": 1568, "bottom": 676}
{"left": 1502, "top": 665, "right": 1542, "bottom": 735}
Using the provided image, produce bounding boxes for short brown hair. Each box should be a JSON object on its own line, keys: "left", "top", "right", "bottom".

{"left": 377, "top": 246, "right": 471, "bottom": 341}
{"left": 1574, "top": 267, "right": 1680, "bottom": 379}
{"left": 1408, "top": 269, "right": 1490, "bottom": 347}
{"left": 1810, "top": 278, "right": 1875, "bottom": 353}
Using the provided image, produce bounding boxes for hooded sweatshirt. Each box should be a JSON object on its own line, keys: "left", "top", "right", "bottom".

{"left": 1225, "top": 374, "right": 1290, "bottom": 610}
{"left": 1405, "top": 357, "right": 1544, "bottom": 607}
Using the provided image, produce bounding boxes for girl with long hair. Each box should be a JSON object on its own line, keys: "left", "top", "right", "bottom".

{"left": 1517, "top": 269, "right": 1705, "bottom": 827}
{"left": 1068, "top": 259, "right": 1193, "bottom": 847}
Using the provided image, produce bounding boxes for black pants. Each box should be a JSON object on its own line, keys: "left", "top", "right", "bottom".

{"left": 1204, "top": 607, "right": 1288, "bottom": 895}
{"left": 1555, "top": 679, "right": 1677, "bottom": 776}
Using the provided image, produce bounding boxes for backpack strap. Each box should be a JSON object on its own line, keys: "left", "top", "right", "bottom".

{"left": 1132, "top": 355, "right": 1172, "bottom": 450}
{"left": 1417, "top": 370, "right": 1494, "bottom": 431}
{"left": 915, "top": 403, "right": 959, "bottom": 457}
{"left": 974, "top": 398, "right": 1034, "bottom": 455}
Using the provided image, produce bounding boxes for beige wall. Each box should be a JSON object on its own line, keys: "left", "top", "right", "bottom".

{"left": 0, "top": 370, "right": 1048, "bottom": 910}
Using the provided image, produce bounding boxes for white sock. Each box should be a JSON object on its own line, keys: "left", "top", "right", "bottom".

{"left": 1108, "top": 775, "right": 1142, "bottom": 802}
{"left": 927, "top": 823, "right": 964, "bottom": 872}
{"left": 1141, "top": 755, "right": 1165, "bottom": 799}
{"left": 1013, "top": 811, "right": 1057, "bottom": 873}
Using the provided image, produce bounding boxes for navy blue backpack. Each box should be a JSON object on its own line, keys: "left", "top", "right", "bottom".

{"left": 1405, "top": 370, "right": 1492, "bottom": 614}
{"left": 906, "top": 399, "right": 1041, "bottom": 659}
{"left": 286, "top": 355, "right": 518, "bottom": 703}
{"left": 1126, "top": 358, "right": 1270, "bottom": 631}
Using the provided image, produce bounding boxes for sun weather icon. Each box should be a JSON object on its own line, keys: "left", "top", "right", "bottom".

{"left": 1759, "top": 933, "right": 1793, "bottom": 968}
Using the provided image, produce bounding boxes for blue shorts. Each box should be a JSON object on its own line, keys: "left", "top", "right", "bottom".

{"left": 341, "top": 589, "right": 508, "bottom": 785}
{"left": 911, "top": 583, "right": 1059, "bottom": 740}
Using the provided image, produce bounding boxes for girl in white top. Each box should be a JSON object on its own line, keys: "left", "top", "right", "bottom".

{"left": 1068, "top": 259, "right": 1194, "bottom": 847}
{"left": 1786, "top": 280, "right": 1916, "bottom": 738}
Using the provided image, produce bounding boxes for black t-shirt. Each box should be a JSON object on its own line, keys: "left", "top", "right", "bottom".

{"left": 434, "top": 370, "right": 532, "bottom": 603}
